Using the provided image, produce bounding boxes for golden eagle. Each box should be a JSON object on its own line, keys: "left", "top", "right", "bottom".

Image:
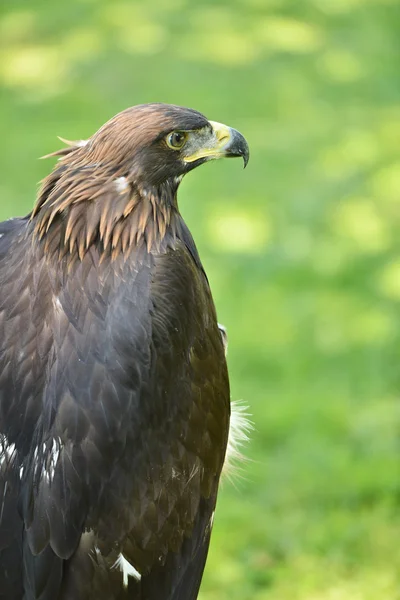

{"left": 0, "top": 103, "right": 249, "bottom": 600}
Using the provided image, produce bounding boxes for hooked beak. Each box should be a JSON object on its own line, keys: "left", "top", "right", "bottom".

{"left": 183, "top": 121, "right": 249, "bottom": 168}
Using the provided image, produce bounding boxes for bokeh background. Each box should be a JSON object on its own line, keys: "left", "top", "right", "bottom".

{"left": 1, "top": 0, "right": 400, "bottom": 598}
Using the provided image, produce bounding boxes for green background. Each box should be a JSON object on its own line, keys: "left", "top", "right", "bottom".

{"left": 1, "top": 0, "right": 399, "bottom": 598}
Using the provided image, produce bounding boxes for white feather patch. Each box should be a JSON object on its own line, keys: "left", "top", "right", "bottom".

{"left": 0, "top": 434, "right": 16, "bottom": 469}
{"left": 218, "top": 323, "right": 228, "bottom": 353}
{"left": 217, "top": 323, "right": 251, "bottom": 476}
{"left": 222, "top": 401, "right": 252, "bottom": 477}
{"left": 115, "top": 176, "right": 129, "bottom": 193}
{"left": 113, "top": 553, "right": 141, "bottom": 587}
{"left": 33, "top": 437, "right": 62, "bottom": 483}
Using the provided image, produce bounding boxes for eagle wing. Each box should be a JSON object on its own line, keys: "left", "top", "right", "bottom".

{"left": 0, "top": 217, "right": 229, "bottom": 600}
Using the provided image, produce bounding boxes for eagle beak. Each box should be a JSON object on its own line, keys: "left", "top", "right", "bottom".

{"left": 183, "top": 121, "right": 249, "bottom": 168}
{"left": 209, "top": 121, "right": 250, "bottom": 167}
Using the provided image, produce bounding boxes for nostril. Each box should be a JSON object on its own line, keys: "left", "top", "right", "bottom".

{"left": 218, "top": 134, "right": 230, "bottom": 144}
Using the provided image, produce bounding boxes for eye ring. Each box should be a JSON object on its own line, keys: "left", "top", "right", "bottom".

{"left": 166, "top": 131, "right": 188, "bottom": 150}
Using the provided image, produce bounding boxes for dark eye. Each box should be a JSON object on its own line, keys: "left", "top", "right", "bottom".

{"left": 166, "top": 131, "right": 187, "bottom": 150}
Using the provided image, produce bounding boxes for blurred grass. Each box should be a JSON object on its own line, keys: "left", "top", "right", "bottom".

{"left": 1, "top": 0, "right": 400, "bottom": 598}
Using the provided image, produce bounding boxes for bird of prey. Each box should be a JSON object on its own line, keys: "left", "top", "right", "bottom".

{"left": 0, "top": 103, "right": 249, "bottom": 600}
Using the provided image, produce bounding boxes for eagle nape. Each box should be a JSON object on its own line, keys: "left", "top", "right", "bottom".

{"left": 0, "top": 103, "right": 249, "bottom": 600}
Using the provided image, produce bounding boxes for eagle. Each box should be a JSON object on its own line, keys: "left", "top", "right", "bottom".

{"left": 0, "top": 103, "right": 249, "bottom": 600}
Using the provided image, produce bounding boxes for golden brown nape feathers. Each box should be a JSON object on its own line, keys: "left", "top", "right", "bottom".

{"left": 31, "top": 103, "right": 248, "bottom": 261}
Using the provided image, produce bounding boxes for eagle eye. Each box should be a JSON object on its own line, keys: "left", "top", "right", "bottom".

{"left": 166, "top": 131, "right": 188, "bottom": 150}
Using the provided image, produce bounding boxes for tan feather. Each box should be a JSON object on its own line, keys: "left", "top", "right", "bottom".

{"left": 31, "top": 110, "right": 180, "bottom": 261}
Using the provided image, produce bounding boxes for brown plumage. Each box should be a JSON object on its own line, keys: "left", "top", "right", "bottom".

{"left": 0, "top": 103, "right": 249, "bottom": 600}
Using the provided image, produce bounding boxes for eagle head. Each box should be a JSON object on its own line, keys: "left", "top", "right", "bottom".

{"left": 87, "top": 103, "right": 249, "bottom": 186}
{"left": 32, "top": 103, "right": 249, "bottom": 259}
